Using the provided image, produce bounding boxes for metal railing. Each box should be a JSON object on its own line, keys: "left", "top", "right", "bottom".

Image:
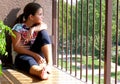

{"left": 52, "top": 0, "right": 119, "bottom": 84}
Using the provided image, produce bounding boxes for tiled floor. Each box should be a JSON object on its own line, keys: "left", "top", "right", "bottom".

{"left": 0, "top": 66, "right": 85, "bottom": 84}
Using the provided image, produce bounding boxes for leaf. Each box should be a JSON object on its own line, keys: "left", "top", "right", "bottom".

{"left": 0, "top": 20, "right": 15, "bottom": 56}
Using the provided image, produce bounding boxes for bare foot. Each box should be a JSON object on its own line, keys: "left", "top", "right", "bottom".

{"left": 39, "top": 67, "right": 49, "bottom": 80}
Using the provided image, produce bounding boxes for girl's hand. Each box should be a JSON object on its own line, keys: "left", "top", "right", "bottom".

{"left": 33, "top": 53, "right": 45, "bottom": 64}
{"left": 25, "top": 27, "right": 35, "bottom": 42}
{"left": 31, "top": 22, "right": 47, "bottom": 32}
{"left": 25, "top": 22, "right": 47, "bottom": 42}
{"left": 40, "top": 22, "right": 47, "bottom": 30}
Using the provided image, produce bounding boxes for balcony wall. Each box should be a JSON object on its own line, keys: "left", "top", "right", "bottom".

{"left": 0, "top": 0, "right": 52, "bottom": 64}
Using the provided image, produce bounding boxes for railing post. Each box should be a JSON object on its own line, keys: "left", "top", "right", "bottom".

{"left": 52, "top": 0, "right": 57, "bottom": 65}
{"left": 104, "top": 0, "right": 112, "bottom": 84}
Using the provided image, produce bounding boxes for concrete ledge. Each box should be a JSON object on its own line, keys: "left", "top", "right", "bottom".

{"left": 0, "top": 66, "right": 84, "bottom": 84}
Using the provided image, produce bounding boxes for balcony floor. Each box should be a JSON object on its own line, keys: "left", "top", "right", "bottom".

{"left": 0, "top": 66, "right": 85, "bottom": 84}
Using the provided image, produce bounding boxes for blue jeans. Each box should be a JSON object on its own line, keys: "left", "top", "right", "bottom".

{"left": 15, "top": 30, "right": 51, "bottom": 72}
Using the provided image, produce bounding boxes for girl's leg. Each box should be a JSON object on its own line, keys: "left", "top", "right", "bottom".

{"left": 41, "top": 44, "right": 52, "bottom": 74}
{"left": 15, "top": 55, "right": 48, "bottom": 79}
{"left": 31, "top": 30, "right": 53, "bottom": 66}
{"left": 41, "top": 44, "right": 52, "bottom": 65}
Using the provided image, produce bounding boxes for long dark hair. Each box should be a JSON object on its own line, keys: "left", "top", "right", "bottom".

{"left": 14, "top": 2, "right": 42, "bottom": 25}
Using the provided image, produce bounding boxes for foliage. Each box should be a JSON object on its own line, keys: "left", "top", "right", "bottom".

{"left": 111, "top": 71, "right": 120, "bottom": 80}
{"left": 82, "top": 56, "right": 104, "bottom": 69}
{"left": 58, "top": 0, "right": 119, "bottom": 60}
{"left": 58, "top": 55, "right": 104, "bottom": 70}
{"left": 111, "top": 0, "right": 120, "bottom": 43}
{"left": 0, "top": 21, "right": 14, "bottom": 56}
{"left": 83, "top": 75, "right": 104, "bottom": 84}
{"left": 115, "top": 55, "right": 120, "bottom": 65}
{"left": 58, "top": 0, "right": 106, "bottom": 58}
{"left": 112, "top": 46, "right": 120, "bottom": 65}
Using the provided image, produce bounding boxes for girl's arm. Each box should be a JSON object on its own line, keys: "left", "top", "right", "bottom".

{"left": 32, "top": 22, "right": 47, "bottom": 32}
{"left": 11, "top": 30, "right": 45, "bottom": 64}
{"left": 26, "top": 22, "right": 47, "bottom": 41}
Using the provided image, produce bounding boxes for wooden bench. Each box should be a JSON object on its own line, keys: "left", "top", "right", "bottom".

{"left": 0, "top": 66, "right": 84, "bottom": 84}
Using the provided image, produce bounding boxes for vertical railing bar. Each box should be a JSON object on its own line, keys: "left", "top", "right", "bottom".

{"left": 104, "top": 0, "right": 112, "bottom": 84}
{"left": 52, "top": 0, "right": 57, "bottom": 65}
{"left": 115, "top": 0, "right": 119, "bottom": 83}
{"left": 66, "top": 0, "right": 68, "bottom": 71}
{"left": 57, "top": 0, "right": 60, "bottom": 67}
{"left": 70, "top": 0, "right": 73, "bottom": 74}
{"left": 61, "top": 0, "right": 64, "bottom": 69}
{"left": 75, "top": 0, "right": 78, "bottom": 77}
{"left": 80, "top": 0, "right": 83, "bottom": 79}
{"left": 99, "top": 0, "right": 102, "bottom": 84}
{"left": 86, "top": 0, "right": 89, "bottom": 82}
{"left": 92, "top": 0, "right": 95, "bottom": 83}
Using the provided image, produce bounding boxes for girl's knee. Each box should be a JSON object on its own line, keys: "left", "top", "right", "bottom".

{"left": 38, "top": 30, "right": 51, "bottom": 44}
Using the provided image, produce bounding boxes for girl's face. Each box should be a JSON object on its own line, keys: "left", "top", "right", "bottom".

{"left": 32, "top": 8, "right": 44, "bottom": 24}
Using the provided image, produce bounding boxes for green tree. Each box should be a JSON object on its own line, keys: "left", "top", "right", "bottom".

{"left": 58, "top": 0, "right": 118, "bottom": 59}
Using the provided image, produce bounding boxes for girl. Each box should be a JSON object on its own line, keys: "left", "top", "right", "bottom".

{"left": 11, "top": 2, "right": 52, "bottom": 80}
